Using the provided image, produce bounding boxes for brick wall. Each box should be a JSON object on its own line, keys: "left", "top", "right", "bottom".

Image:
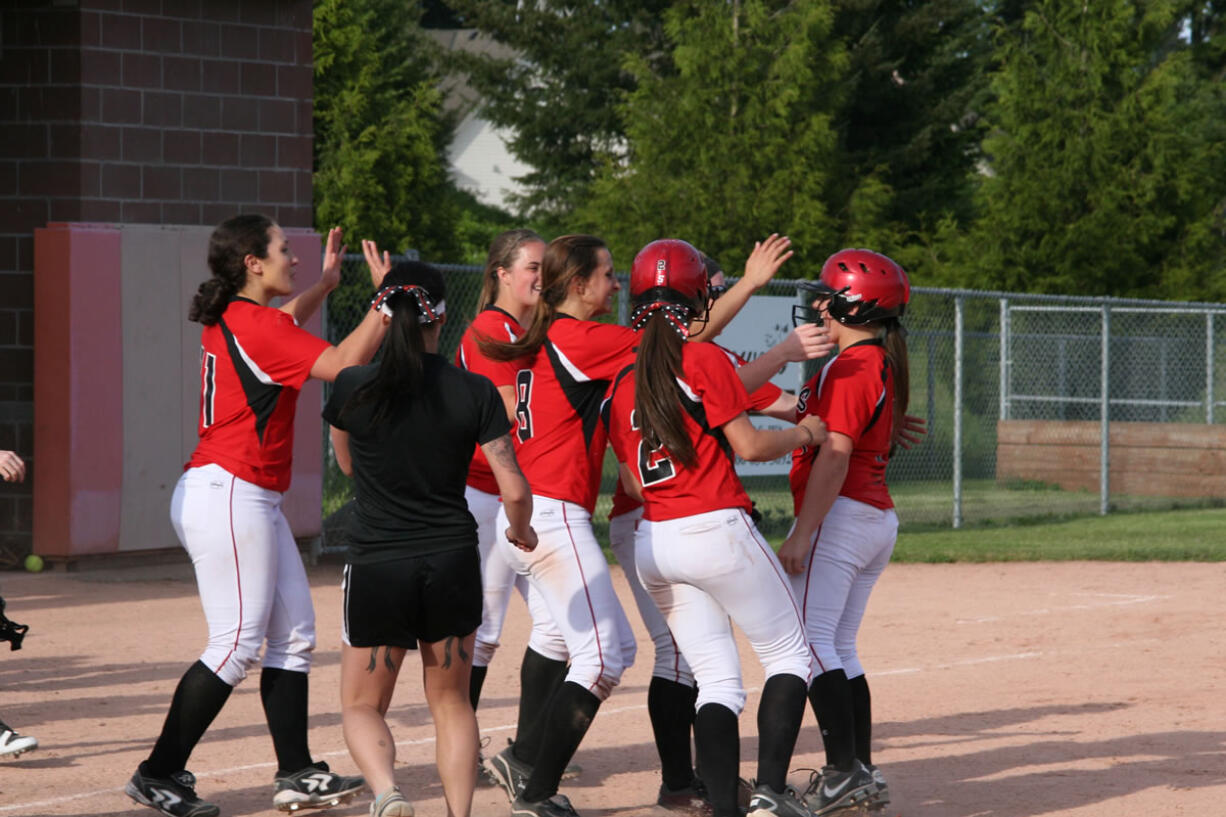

{"left": 0, "top": 0, "right": 314, "bottom": 564}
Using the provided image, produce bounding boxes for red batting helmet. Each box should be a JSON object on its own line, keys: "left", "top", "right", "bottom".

{"left": 800, "top": 248, "right": 910, "bottom": 325}
{"left": 630, "top": 239, "right": 707, "bottom": 315}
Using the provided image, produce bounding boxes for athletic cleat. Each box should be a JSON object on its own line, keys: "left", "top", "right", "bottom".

{"left": 369, "top": 785, "right": 414, "bottom": 817}
{"left": 801, "top": 761, "right": 877, "bottom": 815}
{"left": 746, "top": 781, "right": 812, "bottom": 817}
{"left": 0, "top": 721, "right": 37, "bottom": 758}
{"left": 511, "top": 792, "right": 582, "bottom": 817}
{"left": 865, "top": 764, "right": 890, "bottom": 810}
{"left": 273, "top": 760, "right": 365, "bottom": 811}
{"left": 657, "top": 781, "right": 713, "bottom": 816}
{"left": 125, "top": 763, "right": 220, "bottom": 817}
{"left": 478, "top": 735, "right": 496, "bottom": 787}
{"left": 486, "top": 744, "right": 533, "bottom": 801}
{"left": 560, "top": 759, "right": 583, "bottom": 780}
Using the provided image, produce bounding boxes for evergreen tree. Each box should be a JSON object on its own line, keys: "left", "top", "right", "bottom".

{"left": 314, "top": 0, "right": 460, "bottom": 259}
{"left": 967, "top": 0, "right": 1224, "bottom": 297}
{"left": 579, "top": 0, "right": 845, "bottom": 273}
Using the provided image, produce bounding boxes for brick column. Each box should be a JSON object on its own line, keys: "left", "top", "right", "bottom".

{"left": 0, "top": 0, "right": 314, "bottom": 565}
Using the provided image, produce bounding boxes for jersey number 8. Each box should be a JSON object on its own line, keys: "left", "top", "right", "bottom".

{"left": 514, "top": 370, "right": 534, "bottom": 443}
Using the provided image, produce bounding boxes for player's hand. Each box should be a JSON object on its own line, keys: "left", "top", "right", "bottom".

{"left": 798, "top": 414, "right": 827, "bottom": 448}
{"left": 777, "top": 530, "right": 809, "bottom": 575}
{"left": 0, "top": 450, "right": 25, "bottom": 483}
{"left": 320, "top": 227, "right": 346, "bottom": 292}
{"left": 506, "top": 525, "right": 538, "bottom": 552}
{"left": 362, "top": 239, "right": 392, "bottom": 289}
{"left": 742, "top": 233, "right": 793, "bottom": 290}
{"left": 893, "top": 414, "right": 928, "bottom": 450}
{"left": 776, "top": 323, "right": 834, "bottom": 362}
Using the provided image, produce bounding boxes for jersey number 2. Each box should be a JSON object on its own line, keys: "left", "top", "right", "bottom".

{"left": 514, "top": 370, "right": 534, "bottom": 443}
{"left": 631, "top": 410, "right": 675, "bottom": 486}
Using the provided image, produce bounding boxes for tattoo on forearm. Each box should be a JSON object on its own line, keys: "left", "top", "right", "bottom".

{"left": 485, "top": 435, "right": 525, "bottom": 476}
{"left": 442, "top": 636, "right": 471, "bottom": 669}
{"left": 384, "top": 646, "right": 395, "bottom": 671}
{"left": 367, "top": 647, "right": 377, "bottom": 673}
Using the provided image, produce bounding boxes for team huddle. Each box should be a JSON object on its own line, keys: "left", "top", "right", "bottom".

{"left": 125, "top": 216, "right": 917, "bottom": 817}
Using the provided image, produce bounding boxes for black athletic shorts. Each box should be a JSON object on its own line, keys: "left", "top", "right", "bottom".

{"left": 342, "top": 547, "right": 482, "bottom": 649}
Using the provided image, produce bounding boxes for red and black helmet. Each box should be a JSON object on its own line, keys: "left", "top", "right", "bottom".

{"left": 800, "top": 248, "right": 910, "bottom": 325}
{"left": 630, "top": 239, "right": 708, "bottom": 316}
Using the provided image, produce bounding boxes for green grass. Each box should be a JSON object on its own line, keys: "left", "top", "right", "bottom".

{"left": 894, "top": 505, "right": 1226, "bottom": 562}
{"left": 322, "top": 444, "right": 1226, "bottom": 562}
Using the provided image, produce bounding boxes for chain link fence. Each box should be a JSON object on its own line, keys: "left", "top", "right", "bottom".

{"left": 321, "top": 254, "right": 1226, "bottom": 547}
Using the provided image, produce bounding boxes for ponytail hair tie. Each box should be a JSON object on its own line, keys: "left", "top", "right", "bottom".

{"left": 630, "top": 301, "right": 692, "bottom": 339}
{"left": 370, "top": 284, "right": 446, "bottom": 324}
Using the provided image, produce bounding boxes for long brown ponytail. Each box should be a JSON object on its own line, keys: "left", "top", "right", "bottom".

{"left": 884, "top": 318, "right": 910, "bottom": 432}
{"left": 478, "top": 234, "right": 608, "bottom": 362}
{"left": 635, "top": 314, "right": 698, "bottom": 468}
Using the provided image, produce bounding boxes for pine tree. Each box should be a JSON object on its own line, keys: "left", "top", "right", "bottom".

{"left": 314, "top": 0, "right": 460, "bottom": 259}
{"left": 579, "top": 0, "right": 845, "bottom": 273}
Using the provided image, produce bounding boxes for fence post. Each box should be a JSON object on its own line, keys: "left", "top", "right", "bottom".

{"left": 954, "top": 296, "right": 964, "bottom": 529}
{"left": 1207, "top": 312, "right": 1215, "bottom": 424}
{"left": 1100, "top": 303, "right": 1111, "bottom": 516}
{"left": 998, "top": 298, "right": 1009, "bottom": 420}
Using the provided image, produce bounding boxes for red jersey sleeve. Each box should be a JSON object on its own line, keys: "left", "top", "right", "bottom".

{"left": 235, "top": 308, "right": 330, "bottom": 389}
{"left": 688, "top": 342, "right": 750, "bottom": 429}
{"left": 458, "top": 308, "right": 525, "bottom": 389}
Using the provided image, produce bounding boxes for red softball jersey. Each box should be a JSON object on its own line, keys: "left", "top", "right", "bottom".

{"left": 606, "top": 341, "right": 784, "bottom": 519}
{"left": 789, "top": 339, "right": 894, "bottom": 513}
{"left": 187, "top": 298, "right": 330, "bottom": 492}
{"left": 502, "top": 315, "right": 638, "bottom": 513}
{"left": 605, "top": 341, "right": 753, "bottom": 522}
{"left": 456, "top": 306, "right": 525, "bottom": 495}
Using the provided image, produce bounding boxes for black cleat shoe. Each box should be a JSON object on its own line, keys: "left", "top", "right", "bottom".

{"left": 125, "top": 763, "right": 220, "bottom": 817}
{"left": 272, "top": 760, "right": 365, "bottom": 812}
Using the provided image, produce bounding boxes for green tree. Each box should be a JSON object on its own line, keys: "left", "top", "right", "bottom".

{"left": 828, "top": 0, "right": 992, "bottom": 233}
{"left": 445, "top": 0, "right": 670, "bottom": 225}
{"left": 966, "top": 0, "right": 1225, "bottom": 297}
{"left": 314, "top": 0, "right": 460, "bottom": 259}
{"left": 579, "top": 0, "right": 846, "bottom": 273}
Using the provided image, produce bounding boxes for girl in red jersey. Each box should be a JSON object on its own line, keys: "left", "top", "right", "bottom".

{"left": 778, "top": 249, "right": 913, "bottom": 815}
{"left": 126, "top": 215, "right": 387, "bottom": 817}
{"left": 605, "top": 240, "right": 833, "bottom": 814}
{"left": 604, "top": 239, "right": 828, "bottom": 817}
{"left": 456, "top": 230, "right": 570, "bottom": 731}
{"left": 477, "top": 235, "right": 639, "bottom": 817}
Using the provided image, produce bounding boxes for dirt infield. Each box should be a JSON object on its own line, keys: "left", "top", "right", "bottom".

{"left": 0, "top": 558, "right": 1221, "bottom": 817}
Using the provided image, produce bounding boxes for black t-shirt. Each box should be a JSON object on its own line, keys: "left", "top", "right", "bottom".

{"left": 322, "top": 354, "right": 512, "bottom": 564}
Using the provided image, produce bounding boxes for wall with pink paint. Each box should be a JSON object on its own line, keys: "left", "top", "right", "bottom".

{"left": 34, "top": 222, "right": 323, "bottom": 557}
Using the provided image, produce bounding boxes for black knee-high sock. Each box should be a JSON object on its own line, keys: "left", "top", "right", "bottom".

{"left": 146, "top": 661, "right": 233, "bottom": 776}
{"left": 469, "top": 665, "right": 489, "bottom": 711}
{"left": 848, "top": 673, "right": 872, "bottom": 766}
{"left": 520, "top": 682, "right": 600, "bottom": 803}
{"left": 808, "top": 669, "right": 856, "bottom": 770}
{"left": 649, "top": 677, "right": 698, "bottom": 791}
{"left": 693, "top": 703, "right": 740, "bottom": 817}
{"left": 261, "top": 667, "right": 313, "bottom": 774}
{"left": 512, "top": 647, "right": 568, "bottom": 763}
{"left": 756, "top": 673, "right": 807, "bottom": 792}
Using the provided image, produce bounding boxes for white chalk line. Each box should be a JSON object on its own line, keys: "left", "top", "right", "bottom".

{"left": 955, "top": 591, "right": 1164, "bottom": 624}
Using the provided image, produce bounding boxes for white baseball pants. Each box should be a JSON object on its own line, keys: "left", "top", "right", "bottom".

{"left": 496, "top": 495, "right": 636, "bottom": 701}
{"left": 788, "top": 496, "right": 898, "bottom": 679}
{"left": 635, "top": 507, "right": 812, "bottom": 715}
{"left": 170, "top": 464, "right": 315, "bottom": 687}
